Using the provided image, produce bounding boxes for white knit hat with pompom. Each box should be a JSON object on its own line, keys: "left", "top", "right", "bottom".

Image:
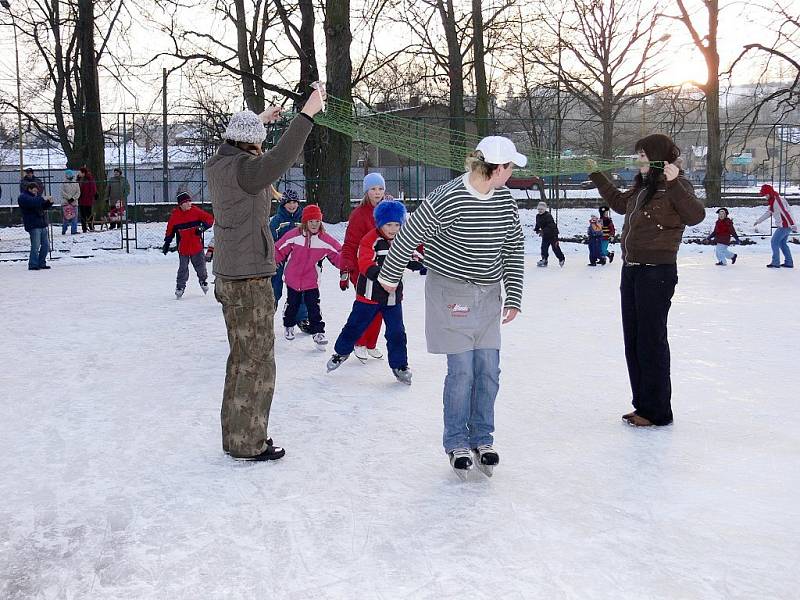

{"left": 223, "top": 111, "right": 266, "bottom": 144}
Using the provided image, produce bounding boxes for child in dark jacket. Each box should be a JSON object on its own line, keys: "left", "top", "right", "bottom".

{"left": 534, "top": 201, "right": 565, "bottom": 267}
{"left": 706, "top": 207, "right": 740, "bottom": 266}
{"left": 18, "top": 182, "right": 54, "bottom": 270}
{"left": 327, "top": 200, "right": 423, "bottom": 384}
{"left": 587, "top": 215, "right": 604, "bottom": 266}
{"left": 598, "top": 205, "right": 616, "bottom": 263}
{"left": 163, "top": 191, "right": 215, "bottom": 298}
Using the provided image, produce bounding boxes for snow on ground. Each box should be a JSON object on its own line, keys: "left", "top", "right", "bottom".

{"left": 1, "top": 219, "right": 799, "bottom": 599}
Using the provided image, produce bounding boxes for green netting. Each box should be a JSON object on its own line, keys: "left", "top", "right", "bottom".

{"left": 310, "top": 95, "right": 663, "bottom": 177}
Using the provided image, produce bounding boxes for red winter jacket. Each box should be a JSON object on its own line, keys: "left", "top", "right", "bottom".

{"left": 78, "top": 177, "right": 97, "bottom": 207}
{"left": 165, "top": 205, "right": 214, "bottom": 256}
{"left": 341, "top": 202, "right": 377, "bottom": 285}
{"left": 708, "top": 218, "right": 739, "bottom": 246}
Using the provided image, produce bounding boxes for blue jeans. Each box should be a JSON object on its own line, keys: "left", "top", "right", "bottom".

{"left": 28, "top": 227, "right": 50, "bottom": 268}
{"left": 272, "top": 263, "right": 308, "bottom": 321}
{"left": 334, "top": 300, "right": 408, "bottom": 369}
{"left": 770, "top": 227, "right": 793, "bottom": 267}
{"left": 714, "top": 243, "right": 735, "bottom": 264}
{"left": 62, "top": 216, "right": 78, "bottom": 234}
{"left": 442, "top": 349, "right": 500, "bottom": 453}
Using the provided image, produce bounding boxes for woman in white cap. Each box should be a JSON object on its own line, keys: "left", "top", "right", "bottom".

{"left": 205, "top": 88, "right": 325, "bottom": 461}
{"left": 378, "top": 136, "right": 526, "bottom": 478}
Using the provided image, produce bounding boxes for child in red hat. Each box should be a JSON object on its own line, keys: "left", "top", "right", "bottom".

{"left": 274, "top": 204, "right": 342, "bottom": 347}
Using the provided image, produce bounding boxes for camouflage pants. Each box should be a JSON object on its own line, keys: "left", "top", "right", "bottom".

{"left": 214, "top": 277, "right": 276, "bottom": 457}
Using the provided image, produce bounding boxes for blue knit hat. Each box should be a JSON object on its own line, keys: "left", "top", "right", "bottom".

{"left": 374, "top": 199, "right": 407, "bottom": 229}
{"left": 363, "top": 172, "right": 386, "bottom": 194}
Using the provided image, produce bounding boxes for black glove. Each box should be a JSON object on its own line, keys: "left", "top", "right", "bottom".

{"left": 407, "top": 260, "right": 424, "bottom": 272}
{"left": 162, "top": 239, "right": 171, "bottom": 255}
{"left": 197, "top": 223, "right": 208, "bottom": 235}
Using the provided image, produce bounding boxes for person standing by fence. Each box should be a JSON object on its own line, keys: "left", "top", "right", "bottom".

{"left": 205, "top": 87, "right": 325, "bottom": 461}
{"left": 77, "top": 167, "right": 97, "bottom": 232}
{"left": 61, "top": 170, "right": 80, "bottom": 235}
{"left": 105, "top": 168, "right": 130, "bottom": 226}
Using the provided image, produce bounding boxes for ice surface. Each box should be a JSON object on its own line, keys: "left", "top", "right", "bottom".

{"left": 1, "top": 210, "right": 798, "bottom": 599}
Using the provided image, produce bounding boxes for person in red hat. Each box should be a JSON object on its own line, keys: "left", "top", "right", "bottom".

{"left": 273, "top": 204, "right": 342, "bottom": 347}
{"left": 754, "top": 184, "right": 797, "bottom": 268}
{"left": 163, "top": 191, "right": 215, "bottom": 298}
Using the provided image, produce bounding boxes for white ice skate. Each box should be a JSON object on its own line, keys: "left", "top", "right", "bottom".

{"left": 472, "top": 444, "right": 499, "bottom": 478}
{"left": 367, "top": 347, "right": 384, "bottom": 359}
{"left": 175, "top": 287, "right": 185, "bottom": 299}
{"left": 536, "top": 259, "right": 548, "bottom": 268}
{"left": 354, "top": 345, "right": 369, "bottom": 363}
{"left": 449, "top": 448, "right": 473, "bottom": 481}
{"left": 285, "top": 326, "right": 295, "bottom": 341}
{"left": 392, "top": 366, "right": 412, "bottom": 385}
{"left": 312, "top": 333, "right": 328, "bottom": 349}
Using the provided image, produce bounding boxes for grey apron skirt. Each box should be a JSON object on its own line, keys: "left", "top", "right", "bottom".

{"left": 424, "top": 269, "right": 502, "bottom": 354}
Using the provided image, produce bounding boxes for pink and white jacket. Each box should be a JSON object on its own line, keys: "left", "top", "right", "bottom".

{"left": 274, "top": 227, "right": 343, "bottom": 291}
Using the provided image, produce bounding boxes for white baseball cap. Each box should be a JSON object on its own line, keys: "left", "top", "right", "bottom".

{"left": 476, "top": 136, "right": 527, "bottom": 167}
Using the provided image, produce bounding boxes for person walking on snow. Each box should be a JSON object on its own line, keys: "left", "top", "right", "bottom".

{"left": 162, "top": 191, "right": 215, "bottom": 298}
{"left": 327, "top": 200, "right": 421, "bottom": 384}
{"left": 205, "top": 87, "right": 325, "bottom": 461}
{"left": 378, "top": 137, "right": 525, "bottom": 478}
{"left": 706, "top": 207, "right": 740, "bottom": 266}
{"left": 274, "top": 204, "right": 342, "bottom": 347}
{"left": 754, "top": 184, "right": 796, "bottom": 268}
{"left": 340, "top": 173, "right": 390, "bottom": 361}
{"left": 599, "top": 205, "right": 616, "bottom": 263}
{"left": 588, "top": 133, "right": 705, "bottom": 428}
{"left": 534, "top": 201, "right": 564, "bottom": 267}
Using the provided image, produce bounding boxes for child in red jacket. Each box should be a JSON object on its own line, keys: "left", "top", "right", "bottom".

{"left": 163, "top": 191, "right": 215, "bottom": 298}
{"left": 327, "top": 200, "right": 423, "bottom": 384}
{"left": 706, "top": 207, "right": 740, "bottom": 266}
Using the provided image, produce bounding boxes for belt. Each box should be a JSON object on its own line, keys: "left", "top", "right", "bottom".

{"left": 623, "top": 262, "right": 658, "bottom": 267}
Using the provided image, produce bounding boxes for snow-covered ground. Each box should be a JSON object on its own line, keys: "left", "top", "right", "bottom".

{"left": 1, "top": 218, "right": 799, "bottom": 599}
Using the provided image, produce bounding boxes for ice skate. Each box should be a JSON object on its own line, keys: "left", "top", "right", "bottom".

{"left": 297, "top": 320, "right": 312, "bottom": 334}
{"left": 200, "top": 281, "right": 209, "bottom": 294}
{"left": 449, "top": 448, "right": 473, "bottom": 481}
{"left": 472, "top": 444, "right": 499, "bottom": 478}
{"left": 367, "top": 347, "right": 383, "bottom": 359}
{"left": 392, "top": 366, "right": 412, "bottom": 385}
{"left": 284, "top": 326, "right": 295, "bottom": 341}
{"left": 312, "top": 333, "right": 328, "bottom": 349}
{"left": 175, "top": 287, "right": 185, "bottom": 299}
{"left": 536, "top": 259, "right": 548, "bottom": 268}
{"left": 559, "top": 258, "right": 565, "bottom": 267}
{"left": 354, "top": 345, "right": 369, "bottom": 363}
{"left": 608, "top": 251, "right": 615, "bottom": 263}
{"left": 231, "top": 443, "right": 285, "bottom": 461}
{"left": 326, "top": 353, "right": 349, "bottom": 372}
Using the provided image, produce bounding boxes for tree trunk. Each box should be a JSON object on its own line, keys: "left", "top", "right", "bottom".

{"left": 77, "top": 0, "right": 105, "bottom": 217}
{"left": 703, "top": 1, "right": 722, "bottom": 205}
{"left": 472, "top": 0, "right": 489, "bottom": 138}
{"left": 322, "top": 0, "right": 353, "bottom": 223}
{"left": 438, "top": 0, "right": 465, "bottom": 178}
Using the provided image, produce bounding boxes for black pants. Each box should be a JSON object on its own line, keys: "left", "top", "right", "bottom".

{"left": 284, "top": 287, "right": 324, "bottom": 333}
{"left": 620, "top": 264, "right": 678, "bottom": 425}
{"left": 541, "top": 237, "right": 564, "bottom": 261}
{"left": 79, "top": 205, "right": 93, "bottom": 232}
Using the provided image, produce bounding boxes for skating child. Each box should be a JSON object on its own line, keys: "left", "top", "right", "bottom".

{"left": 587, "top": 215, "right": 604, "bottom": 265}
{"left": 598, "top": 205, "right": 616, "bottom": 263}
{"left": 274, "top": 204, "right": 342, "bottom": 347}
{"left": 327, "top": 200, "right": 423, "bottom": 384}
{"left": 534, "top": 201, "right": 564, "bottom": 267}
{"left": 162, "top": 191, "right": 215, "bottom": 298}
{"left": 706, "top": 207, "right": 740, "bottom": 265}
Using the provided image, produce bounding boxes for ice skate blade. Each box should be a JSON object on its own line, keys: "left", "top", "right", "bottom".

{"left": 452, "top": 466, "right": 472, "bottom": 481}
{"left": 475, "top": 462, "right": 494, "bottom": 478}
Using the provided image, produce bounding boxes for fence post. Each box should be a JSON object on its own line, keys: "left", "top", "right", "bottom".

{"left": 162, "top": 68, "right": 169, "bottom": 203}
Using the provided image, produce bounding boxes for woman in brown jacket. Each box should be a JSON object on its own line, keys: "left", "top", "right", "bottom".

{"left": 589, "top": 134, "right": 705, "bottom": 427}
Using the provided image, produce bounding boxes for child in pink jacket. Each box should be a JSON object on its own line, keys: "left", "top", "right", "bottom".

{"left": 274, "top": 204, "right": 342, "bottom": 347}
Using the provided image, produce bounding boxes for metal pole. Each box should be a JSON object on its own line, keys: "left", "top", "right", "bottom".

{"left": 4, "top": 4, "right": 25, "bottom": 176}
{"left": 555, "top": 16, "right": 562, "bottom": 214}
{"left": 123, "top": 112, "right": 129, "bottom": 253}
{"left": 162, "top": 68, "right": 169, "bottom": 203}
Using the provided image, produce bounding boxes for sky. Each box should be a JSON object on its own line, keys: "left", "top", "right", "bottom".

{"left": 0, "top": 0, "right": 797, "bottom": 116}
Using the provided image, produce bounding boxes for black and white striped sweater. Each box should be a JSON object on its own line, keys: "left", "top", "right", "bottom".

{"left": 378, "top": 174, "right": 525, "bottom": 310}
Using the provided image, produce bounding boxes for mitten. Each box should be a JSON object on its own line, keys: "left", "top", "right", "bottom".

{"left": 162, "top": 239, "right": 171, "bottom": 255}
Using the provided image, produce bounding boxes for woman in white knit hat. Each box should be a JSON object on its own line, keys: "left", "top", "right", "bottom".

{"left": 205, "top": 88, "right": 325, "bottom": 461}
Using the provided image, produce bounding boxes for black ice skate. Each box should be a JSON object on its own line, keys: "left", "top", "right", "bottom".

{"left": 297, "top": 319, "right": 312, "bottom": 334}
{"left": 231, "top": 443, "right": 285, "bottom": 461}
{"left": 472, "top": 444, "right": 499, "bottom": 477}
{"left": 608, "top": 251, "right": 615, "bottom": 263}
{"left": 449, "top": 448, "right": 473, "bottom": 481}
{"left": 175, "top": 287, "right": 185, "bottom": 299}
{"left": 326, "top": 353, "right": 349, "bottom": 372}
{"left": 200, "top": 281, "right": 209, "bottom": 294}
